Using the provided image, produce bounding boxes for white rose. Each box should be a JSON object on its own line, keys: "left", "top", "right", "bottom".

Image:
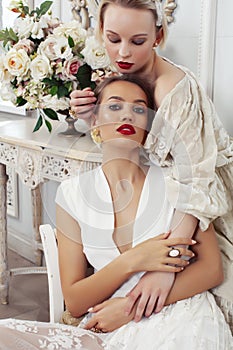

{"left": 13, "top": 16, "right": 34, "bottom": 39}
{"left": 4, "top": 49, "right": 30, "bottom": 77}
{"left": 30, "top": 55, "right": 52, "bottom": 81}
{"left": 40, "top": 95, "right": 70, "bottom": 111}
{"left": 53, "top": 37, "right": 73, "bottom": 60}
{"left": 53, "top": 21, "right": 87, "bottom": 46}
{"left": 0, "top": 56, "right": 12, "bottom": 83}
{"left": 38, "top": 37, "right": 57, "bottom": 60}
{"left": 39, "top": 36, "right": 72, "bottom": 60}
{"left": 0, "top": 82, "right": 16, "bottom": 103}
{"left": 81, "top": 36, "right": 111, "bottom": 69}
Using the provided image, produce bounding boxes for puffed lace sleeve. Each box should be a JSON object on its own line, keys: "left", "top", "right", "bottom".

{"left": 144, "top": 72, "right": 232, "bottom": 231}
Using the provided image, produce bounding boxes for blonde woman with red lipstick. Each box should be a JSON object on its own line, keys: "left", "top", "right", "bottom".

{"left": 0, "top": 75, "right": 231, "bottom": 349}
{"left": 70, "top": 0, "right": 233, "bottom": 331}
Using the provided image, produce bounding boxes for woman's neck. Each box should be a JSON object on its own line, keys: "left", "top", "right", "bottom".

{"left": 137, "top": 51, "right": 158, "bottom": 82}
{"left": 101, "top": 145, "right": 147, "bottom": 184}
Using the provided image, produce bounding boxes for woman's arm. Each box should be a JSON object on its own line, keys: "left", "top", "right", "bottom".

{"left": 165, "top": 223, "right": 223, "bottom": 304}
{"left": 170, "top": 210, "right": 198, "bottom": 239}
{"left": 56, "top": 205, "right": 194, "bottom": 317}
{"left": 85, "top": 224, "right": 223, "bottom": 332}
{"left": 121, "top": 211, "right": 198, "bottom": 320}
{"left": 125, "top": 222, "right": 223, "bottom": 315}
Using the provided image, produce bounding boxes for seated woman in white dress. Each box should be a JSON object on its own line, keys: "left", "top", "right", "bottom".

{"left": 0, "top": 75, "right": 232, "bottom": 349}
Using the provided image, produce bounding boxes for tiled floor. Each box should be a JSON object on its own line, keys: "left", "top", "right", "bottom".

{"left": 0, "top": 250, "right": 49, "bottom": 322}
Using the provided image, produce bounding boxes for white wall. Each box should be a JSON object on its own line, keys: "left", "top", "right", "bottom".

{"left": 166, "top": 0, "right": 232, "bottom": 135}
{"left": 214, "top": 0, "right": 233, "bottom": 134}
{"left": 159, "top": 0, "right": 201, "bottom": 74}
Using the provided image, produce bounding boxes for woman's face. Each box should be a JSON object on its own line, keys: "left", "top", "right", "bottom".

{"left": 95, "top": 80, "right": 149, "bottom": 147}
{"left": 102, "top": 5, "right": 157, "bottom": 75}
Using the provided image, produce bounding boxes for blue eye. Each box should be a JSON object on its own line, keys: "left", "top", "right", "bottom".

{"left": 133, "top": 106, "right": 146, "bottom": 114}
{"left": 109, "top": 103, "right": 122, "bottom": 111}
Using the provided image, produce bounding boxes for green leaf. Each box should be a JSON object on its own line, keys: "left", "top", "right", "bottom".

{"left": 57, "top": 85, "right": 69, "bottom": 99}
{"left": 68, "top": 36, "right": 75, "bottom": 48}
{"left": 76, "top": 63, "right": 93, "bottom": 89}
{"left": 8, "top": 28, "right": 18, "bottom": 42}
{"left": 22, "top": 6, "right": 30, "bottom": 15}
{"left": 0, "top": 28, "right": 18, "bottom": 45}
{"left": 43, "top": 77, "right": 59, "bottom": 86}
{"left": 45, "top": 119, "right": 52, "bottom": 133}
{"left": 38, "top": 1, "right": 53, "bottom": 16}
{"left": 33, "top": 115, "right": 43, "bottom": 132}
{"left": 90, "top": 81, "right": 96, "bottom": 90}
{"left": 64, "top": 81, "right": 73, "bottom": 93}
{"left": 0, "top": 31, "right": 6, "bottom": 41}
{"left": 16, "top": 96, "right": 27, "bottom": 106}
{"left": 43, "top": 108, "right": 59, "bottom": 120}
{"left": 50, "top": 85, "right": 58, "bottom": 96}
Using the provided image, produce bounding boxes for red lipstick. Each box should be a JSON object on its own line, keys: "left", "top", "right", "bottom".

{"left": 116, "top": 124, "right": 136, "bottom": 135}
{"left": 117, "top": 62, "right": 134, "bottom": 70}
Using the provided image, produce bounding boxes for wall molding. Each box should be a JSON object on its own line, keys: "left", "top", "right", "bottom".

{"left": 197, "top": 0, "right": 218, "bottom": 98}
{"left": 7, "top": 227, "right": 36, "bottom": 263}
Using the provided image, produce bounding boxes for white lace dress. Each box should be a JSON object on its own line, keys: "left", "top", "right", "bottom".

{"left": 0, "top": 166, "right": 232, "bottom": 349}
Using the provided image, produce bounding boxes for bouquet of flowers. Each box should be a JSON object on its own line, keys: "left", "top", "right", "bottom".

{"left": 0, "top": 0, "right": 114, "bottom": 132}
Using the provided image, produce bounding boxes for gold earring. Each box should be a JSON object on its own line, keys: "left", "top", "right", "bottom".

{"left": 90, "top": 127, "right": 102, "bottom": 144}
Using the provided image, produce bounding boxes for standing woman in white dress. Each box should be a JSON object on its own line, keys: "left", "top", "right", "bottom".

{"left": 0, "top": 75, "right": 231, "bottom": 349}
{"left": 70, "top": 0, "right": 233, "bottom": 329}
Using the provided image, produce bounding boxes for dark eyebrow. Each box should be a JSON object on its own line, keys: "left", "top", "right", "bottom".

{"left": 106, "top": 30, "right": 148, "bottom": 38}
{"left": 107, "top": 96, "right": 147, "bottom": 105}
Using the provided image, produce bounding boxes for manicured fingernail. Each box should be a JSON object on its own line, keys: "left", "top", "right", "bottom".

{"left": 191, "top": 240, "right": 197, "bottom": 244}
{"left": 88, "top": 307, "right": 94, "bottom": 312}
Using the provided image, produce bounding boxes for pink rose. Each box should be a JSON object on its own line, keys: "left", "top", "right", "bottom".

{"left": 62, "top": 57, "right": 82, "bottom": 80}
{"left": 14, "top": 39, "right": 35, "bottom": 54}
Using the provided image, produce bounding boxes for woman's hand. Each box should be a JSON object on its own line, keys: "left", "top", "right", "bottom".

{"left": 70, "top": 87, "right": 96, "bottom": 120}
{"left": 129, "top": 232, "right": 195, "bottom": 273}
{"left": 125, "top": 271, "right": 175, "bottom": 322}
{"left": 84, "top": 297, "right": 134, "bottom": 333}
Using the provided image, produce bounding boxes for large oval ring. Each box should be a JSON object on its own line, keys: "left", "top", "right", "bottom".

{"left": 168, "top": 247, "right": 180, "bottom": 258}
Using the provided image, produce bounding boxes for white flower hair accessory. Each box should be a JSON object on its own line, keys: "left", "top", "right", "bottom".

{"left": 153, "top": 0, "right": 177, "bottom": 26}
{"left": 154, "top": 0, "right": 163, "bottom": 26}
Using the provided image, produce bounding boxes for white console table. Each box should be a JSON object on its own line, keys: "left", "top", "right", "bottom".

{"left": 0, "top": 118, "right": 102, "bottom": 304}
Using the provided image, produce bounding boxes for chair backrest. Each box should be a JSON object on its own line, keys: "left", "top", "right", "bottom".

{"left": 39, "top": 224, "right": 64, "bottom": 323}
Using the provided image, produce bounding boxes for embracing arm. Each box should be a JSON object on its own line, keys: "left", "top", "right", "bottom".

{"left": 165, "top": 223, "right": 223, "bottom": 305}
{"left": 123, "top": 211, "right": 198, "bottom": 320}
{"left": 170, "top": 210, "right": 198, "bottom": 239}
{"left": 85, "top": 223, "right": 223, "bottom": 332}
{"left": 126, "top": 222, "right": 222, "bottom": 315}
{"left": 56, "top": 205, "right": 194, "bottom": 318}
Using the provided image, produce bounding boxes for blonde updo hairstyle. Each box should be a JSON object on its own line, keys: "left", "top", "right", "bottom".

{"left": 96, "top": 0, "right": 168, "bottom": 48}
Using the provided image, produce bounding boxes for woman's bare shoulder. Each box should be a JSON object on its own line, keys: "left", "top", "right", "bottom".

{"left": 154, "top": 58, "right": 185, "bottom": 107}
